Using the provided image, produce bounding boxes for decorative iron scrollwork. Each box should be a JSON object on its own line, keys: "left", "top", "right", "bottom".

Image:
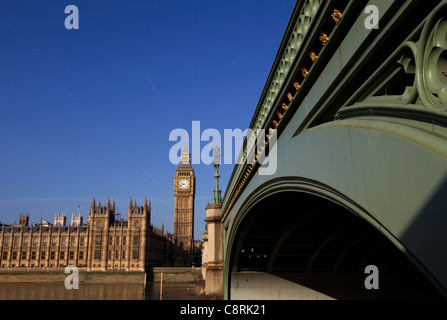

{"left": 341, "top": 5, "right": 447, "bottom": 116}
{"left": 397, "top": 42, "right": 418, "bottom": 104}
{"left": 417, "top": 16, "right": 447, "bottom": 110}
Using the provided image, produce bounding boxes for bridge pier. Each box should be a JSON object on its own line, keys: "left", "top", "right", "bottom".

{"left": 203, "top": 203, "right": 224, "bottom": 298}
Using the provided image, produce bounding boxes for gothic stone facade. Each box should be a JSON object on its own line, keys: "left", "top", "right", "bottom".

{"left": 0, "top": 199, "right": 174, "bottom": 271}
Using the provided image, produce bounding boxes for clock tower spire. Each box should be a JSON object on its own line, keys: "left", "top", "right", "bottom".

{"left": 173, "top": 135, "right": 195, "bottom": 264}
{"left": 180, "top": 134, "right": 190, "bottom": 164}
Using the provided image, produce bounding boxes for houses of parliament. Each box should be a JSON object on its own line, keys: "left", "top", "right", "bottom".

{"left": 0, "top": 144, "right": 196, "bottom": 271}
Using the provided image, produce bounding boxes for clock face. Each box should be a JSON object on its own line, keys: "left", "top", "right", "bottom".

{"left": 178, "top": 179, "right": 189, "bottom": 190}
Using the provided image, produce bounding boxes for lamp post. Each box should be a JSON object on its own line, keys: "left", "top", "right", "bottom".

{"left": 204, "top": 145, "right": 224, "bottom": 298}
{"left": 213, "top": 145, "right": 222, "bottom": 204}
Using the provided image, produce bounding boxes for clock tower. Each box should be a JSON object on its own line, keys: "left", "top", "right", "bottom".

{"left": 173, "top": 138, "right": 196, "bottom": 259}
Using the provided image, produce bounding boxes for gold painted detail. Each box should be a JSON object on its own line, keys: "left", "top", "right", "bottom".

{"left": 309, "top": 51, "right": 318, "bottom": 62}
{"left": 319, "top": 32, "right": 329, "bottom": 46}
{"left": 301, "top": 67, "right": 309, "bottom": 78}
{"left": 331, "top": 9, "right": 342, "bottom": 24}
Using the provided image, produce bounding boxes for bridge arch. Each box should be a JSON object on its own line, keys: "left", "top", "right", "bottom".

{"left": 225, "top": 178, "right": 444, "bottom": 299}
{"left": 217, "top": 0, "right": 447, "bottom": 300}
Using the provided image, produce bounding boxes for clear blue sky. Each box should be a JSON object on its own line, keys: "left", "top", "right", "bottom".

{"left": 0, "top": 0, "right": 296, "bottom": 239}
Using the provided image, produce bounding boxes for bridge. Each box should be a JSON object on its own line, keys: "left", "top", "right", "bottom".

{"left": 202, "top": 0, "right": 447, "bottom": 300}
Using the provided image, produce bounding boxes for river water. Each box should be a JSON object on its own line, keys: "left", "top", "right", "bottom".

{"left": 0, "top": 282, "right": 200, "bottom": 300}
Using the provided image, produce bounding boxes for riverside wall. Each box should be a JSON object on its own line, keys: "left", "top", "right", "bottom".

{"left": 0, "top": 267, "right": 202, "bottom": 284}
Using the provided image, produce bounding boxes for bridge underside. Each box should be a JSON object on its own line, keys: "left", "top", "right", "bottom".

{"left": 229, "top": 192, "right": 443, "bottom": 300}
